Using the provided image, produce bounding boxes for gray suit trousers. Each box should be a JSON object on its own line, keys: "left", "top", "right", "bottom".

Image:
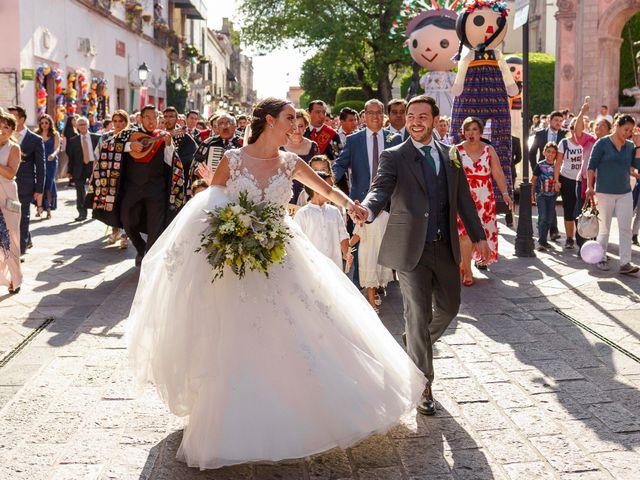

{"left": 396, "top": 238, "right": 460, "bottom": 384}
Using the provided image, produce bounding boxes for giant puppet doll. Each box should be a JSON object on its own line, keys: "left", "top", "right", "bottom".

{"left": 404, "top": 1, "right": 462, "bottom": 116}
{"left": 450, "top": 0, "right": 518, "bottom": 204}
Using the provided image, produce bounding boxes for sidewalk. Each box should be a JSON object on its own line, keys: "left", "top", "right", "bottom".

{"left": 1, "top": 196, "right": 640, "bottom": 479}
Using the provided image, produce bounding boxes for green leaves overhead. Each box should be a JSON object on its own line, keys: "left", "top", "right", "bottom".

{"left": 239, "top": 0, "right": 409, "bottom": 103}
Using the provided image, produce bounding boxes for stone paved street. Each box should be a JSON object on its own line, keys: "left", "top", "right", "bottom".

{"left": 1, "top": 186, "right": 640, "bottom": 479}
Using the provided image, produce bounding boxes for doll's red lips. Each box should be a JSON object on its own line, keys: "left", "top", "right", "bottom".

{"left": 421, "top": 53, "right": 438, "bottom": 63}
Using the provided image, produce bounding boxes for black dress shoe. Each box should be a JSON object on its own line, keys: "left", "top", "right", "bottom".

{"left": 135, "top": 254, "right": 143, "bottom": 267}
{"left": 74, "top": 216, "right": 87, "bottom": 222}
{"left": 416, "top": 385, "right": 436, "bottom": 416}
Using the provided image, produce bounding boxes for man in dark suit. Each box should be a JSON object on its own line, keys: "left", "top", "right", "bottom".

{"left": 66, "top": 116, "right": 100, "bottom": 221}
{"left": 528, "top": 110, "right": 567, "bottom": 170}
{"left": 387, "top": 98, "right": 409, "bottom": 140}
{"left": 305, "top": 100, "right": 341, "bottom": 160}
{"left": 121, "top": 105, "right": 177, "bottom": 266}
{"left": 357, "top": 95, "right": 489, "bottom": 416}
{"left": 8, "top": 106, "right": 45, "bottom": 254}
{"left": 163, "top": 106, "right": 197, "bottom": 173}
{"left": 528, "top": 110, "right": 566, "bottom": 239}
{"left": 333, "top": 99, "right": 403, "bottom": 203}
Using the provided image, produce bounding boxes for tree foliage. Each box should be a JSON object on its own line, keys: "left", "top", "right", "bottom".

{"left": 620, "top": 12, "right": 640, "bottom": 107}
{"left": 238, "top": 0, "right": 409, "bottom": 104}
{"left": 299, "top": 50, "right": 359, "bottom": 105}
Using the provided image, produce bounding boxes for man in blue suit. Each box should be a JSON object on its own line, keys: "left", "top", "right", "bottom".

{"left": 8, "top": 106, "right": 45, "bottom": 255}
{"left": 333, "top": 99, "right": 402, "bottom": 288}
{"left": 333, "top": 99, "right": 403, "bottom": 203}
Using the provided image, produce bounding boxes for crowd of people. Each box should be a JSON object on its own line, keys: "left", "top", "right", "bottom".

{"left": 529, "top": 103, "right": 640, "bottom": 274}
{"left": 1, "top": 95, "right": 639, "bottom": 298}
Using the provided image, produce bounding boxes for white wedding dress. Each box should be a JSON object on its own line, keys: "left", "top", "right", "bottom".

{"left": 127, "top": 148, "right": 425, "bottom": 469}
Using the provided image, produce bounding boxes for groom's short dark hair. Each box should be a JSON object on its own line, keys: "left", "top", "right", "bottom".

{"left": 406, "top": 95, "right": 440, "bottom": 117}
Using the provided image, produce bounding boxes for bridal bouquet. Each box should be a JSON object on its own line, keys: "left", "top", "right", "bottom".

{"left": 197, "top": 191, "right": 291, "bottom": 281}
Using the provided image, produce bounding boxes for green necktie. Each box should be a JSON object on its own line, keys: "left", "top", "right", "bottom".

{"left": 421, "top": 145, "right": 437, "bottom": 172}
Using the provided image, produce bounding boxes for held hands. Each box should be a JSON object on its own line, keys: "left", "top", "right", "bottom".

{"left": 554, "top": 182, "right": 561, "bottom": 193}
{"left": 348, "top": 200, "right": 369, "bottom": 226}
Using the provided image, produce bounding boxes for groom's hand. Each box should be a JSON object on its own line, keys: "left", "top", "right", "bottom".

{"left": 350, "top": 200, "right": 369, "bottom": 226}
{"left": 475, "top": 240, "right": 491, "bottom": 263}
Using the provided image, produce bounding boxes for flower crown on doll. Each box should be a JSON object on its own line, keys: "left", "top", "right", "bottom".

{"left": 392, "top": 0, "right": 464, "bottom": 54}
{"left": 461, "top": 0, "right": 509, "bottom": 15}
{"left": 451, "top": 0, "right": 509, "bottom": 61}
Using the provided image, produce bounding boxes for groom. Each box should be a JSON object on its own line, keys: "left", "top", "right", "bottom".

{"left": 355, "top": 95, "right": 489, "bottom": 416}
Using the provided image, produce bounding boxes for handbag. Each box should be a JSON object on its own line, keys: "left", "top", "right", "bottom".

{"left": 5, "top": 198, "right": 21, "bottom": 214}
{"left": 576, "top": 205, "right": 599, "bottom": 239}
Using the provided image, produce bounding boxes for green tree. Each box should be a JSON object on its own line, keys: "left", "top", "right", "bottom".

{"left": 238, "top": 0, "right": 408, "bottom": 105}
{"left": 299, "top": 49, "right": 359, "bottom": 106}
{"left": 620, "top": 12, "right": 640, "bottom": 107}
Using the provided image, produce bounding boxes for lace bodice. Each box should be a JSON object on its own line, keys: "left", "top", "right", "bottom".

{"left": 225, "top": 148, "right": 298, "bottom": 206}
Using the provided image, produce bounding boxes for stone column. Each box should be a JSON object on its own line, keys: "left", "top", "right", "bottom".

{"left": 598, "top": 36, "right": 624, "bottom": 112}
{"left": 554, "top": 0, "right": 577, "bottom": 110}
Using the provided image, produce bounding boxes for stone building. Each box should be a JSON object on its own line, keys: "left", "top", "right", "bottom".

{"left": 554, "top": 0, "right": 640, "bottom": 113}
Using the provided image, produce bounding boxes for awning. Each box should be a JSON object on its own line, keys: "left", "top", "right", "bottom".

{"left": 172, "top": 0, "right": 206, "bottom": 20}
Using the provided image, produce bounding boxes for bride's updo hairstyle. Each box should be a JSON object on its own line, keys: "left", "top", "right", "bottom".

{"left": 247, "top": 97, "right": 292, "bottom": 144}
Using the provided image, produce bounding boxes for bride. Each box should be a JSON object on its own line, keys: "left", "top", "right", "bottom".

{"left": 127, "top": 98, "right": 425, "bottom": 469}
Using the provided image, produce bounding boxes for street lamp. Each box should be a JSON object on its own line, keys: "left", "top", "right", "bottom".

{"left": 205, "top": 91, "right": 212, "bottom": 103}
{"left": 174, "top": 77, "right": 184, "bottom": 92}
{"left": 138, "top": 62, "right": 150, "bottom": 84}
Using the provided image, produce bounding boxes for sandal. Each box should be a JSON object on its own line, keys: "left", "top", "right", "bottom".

{"left": 8, "top": 283, "right": 20, "bottom": 294}
{"left": 462, "top": 277, "right": 475, "bottom": 287}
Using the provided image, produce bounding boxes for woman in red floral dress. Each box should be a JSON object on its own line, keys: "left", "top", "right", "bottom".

{"left": 455, "top": 117, "right": 513, "bottom": 286}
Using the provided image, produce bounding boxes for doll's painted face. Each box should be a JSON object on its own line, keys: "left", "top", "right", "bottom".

{"left": 463, "top": 9, "right": 507, "bottom": 50}
{"left": 408, "top": 24, "right": 458, "bottom": 72}
{"left": 508, "top": 63, "right": 522, "bottom": 83}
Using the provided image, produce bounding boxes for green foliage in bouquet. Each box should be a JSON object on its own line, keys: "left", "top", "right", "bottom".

{"left": 197, "top": 192, "right": 292, "bottom": 281}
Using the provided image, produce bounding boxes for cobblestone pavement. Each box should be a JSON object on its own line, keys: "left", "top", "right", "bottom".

{"left": 1, "top": 188, "right": 640, "bottom": 479}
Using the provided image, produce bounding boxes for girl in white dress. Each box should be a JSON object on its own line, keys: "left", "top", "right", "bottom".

{"left": 350, "top": 211, "right": 394, "bottom": 313}
{"left": 127, "top": 98, "right": 425, "bottom": 470}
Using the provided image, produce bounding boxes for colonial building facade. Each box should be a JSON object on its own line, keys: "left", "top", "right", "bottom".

{"left": 555, "top": 0, "right": 640, "bottom": 112}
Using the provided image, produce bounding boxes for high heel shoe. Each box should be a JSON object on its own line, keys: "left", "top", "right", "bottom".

{"left": 8, "top": 283, "right": 20, "bottom": 294}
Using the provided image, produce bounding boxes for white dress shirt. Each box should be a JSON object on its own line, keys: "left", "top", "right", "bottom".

{"left": 365, "top": 135, "right": 440, "bottom": 221}
{"left": 17, "top": 127, "right": 27, "bottom": 145}
{"left": 410, "top": 136, "right": 440, "bottom": 174}
{"left": 294, "top": 202, "right": 349, "bottom": 268}
{"left": 365, "top": 127, "right": 385, "bottom": 179}
{"left": 388, "top": 125, "right": 406, "bottom": 139}
{"left": 80, "top": 133, "right": 96, "bottom": 163}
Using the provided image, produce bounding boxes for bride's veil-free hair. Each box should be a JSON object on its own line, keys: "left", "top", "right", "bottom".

{"left": 247, "top": 97, "right": 292, "bottom": 144}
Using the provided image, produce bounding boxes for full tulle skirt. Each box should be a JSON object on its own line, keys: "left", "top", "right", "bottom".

{"left": 127, "top": 186, "right": 425, "bottom": 469}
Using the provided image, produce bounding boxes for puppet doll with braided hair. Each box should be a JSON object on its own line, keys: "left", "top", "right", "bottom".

{"left": 450, "top": 0, "right": 518, "bottom": 204}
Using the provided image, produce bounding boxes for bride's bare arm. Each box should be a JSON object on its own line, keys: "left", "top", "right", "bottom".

{"left": 210, "top": 155, "right": 231, "bottom": 187}
{"left": 292, "top": 159, "right": 356, "bottom": 211}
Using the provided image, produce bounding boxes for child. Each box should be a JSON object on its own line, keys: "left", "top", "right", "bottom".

{"left": 191, "top": 178, "right": 209, "bottom": 196}
{"left": 349, "top": 210, "right": 394, "bottom": 313}
{"left": 294, "top": 171, "right": 352, "bottom": 270}
{"left": 531, "top": 142, "right": 559, "bottom": 251}
{"left": 296, "top": 155, "right": 333, "bottom": 206}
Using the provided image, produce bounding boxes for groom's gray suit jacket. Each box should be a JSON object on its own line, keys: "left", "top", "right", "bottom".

{"left": 363, "top": 138, "right": 485, "bottom": 272}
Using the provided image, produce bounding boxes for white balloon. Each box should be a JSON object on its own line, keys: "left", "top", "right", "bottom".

{"left": 580, "top": 240, "right": 604, "bottom": 264}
